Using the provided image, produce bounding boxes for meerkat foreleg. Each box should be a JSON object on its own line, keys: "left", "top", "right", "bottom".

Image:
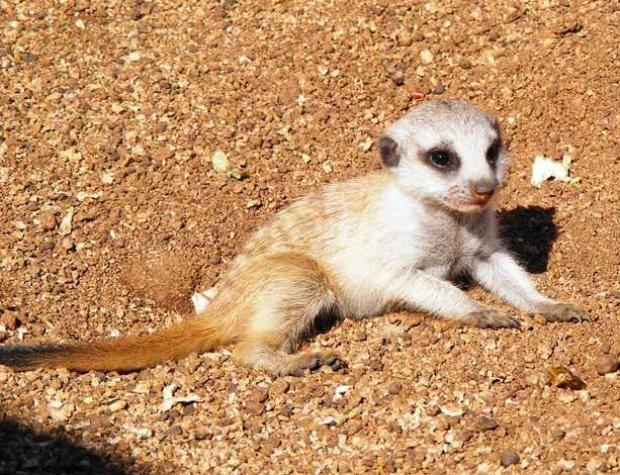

{"left": 382, "top": 269, "right": 521, "bottom": 329}
{"left": 471, "top": 251, "right": 590, "bottom": 322}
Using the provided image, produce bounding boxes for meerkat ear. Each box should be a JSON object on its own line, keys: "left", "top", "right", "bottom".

{"left": 378, "top": 135, "right": 400, "bottom": 168}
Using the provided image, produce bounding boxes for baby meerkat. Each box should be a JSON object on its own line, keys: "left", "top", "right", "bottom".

{"left": 0, "top": 99, "right": 590, "bottom": 376}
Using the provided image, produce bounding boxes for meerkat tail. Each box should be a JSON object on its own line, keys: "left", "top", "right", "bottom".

{"left": 0, "top": 313, "right": 237, "bottom": 373}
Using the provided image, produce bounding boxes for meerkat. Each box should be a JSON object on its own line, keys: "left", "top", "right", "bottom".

{"left": 0, "top": 99, "right": 590, "bottom": 376}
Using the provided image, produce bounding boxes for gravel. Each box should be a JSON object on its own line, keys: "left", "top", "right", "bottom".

{"left": 2, "top": 1, "right": 620, "bottom": 474}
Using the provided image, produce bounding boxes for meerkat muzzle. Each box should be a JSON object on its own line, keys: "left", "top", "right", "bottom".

{"left": 470, "top": 179, "right": 496, "bottom": 205}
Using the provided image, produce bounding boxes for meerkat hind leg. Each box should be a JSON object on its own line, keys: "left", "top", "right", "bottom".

{"left": 232, "top": 254, "right": 346, "bottom": 376}
{"left": 235, "top": 338, "right": 345, "bottom": 376}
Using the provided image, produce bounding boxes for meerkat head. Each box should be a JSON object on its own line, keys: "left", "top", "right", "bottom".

{"left": 378, "top": 99, "right": 509, "bottom": 213}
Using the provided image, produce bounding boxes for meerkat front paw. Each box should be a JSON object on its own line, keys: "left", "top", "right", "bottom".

{"left": 464, "top": 309, "right": 521, "bottom": 329}
{"left": 539, "top": 303, "right": 591, "bottom": 323}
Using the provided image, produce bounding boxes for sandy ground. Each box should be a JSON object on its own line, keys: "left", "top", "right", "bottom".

{"left": 1, "top": 1, "right": 620, "bottom": 474}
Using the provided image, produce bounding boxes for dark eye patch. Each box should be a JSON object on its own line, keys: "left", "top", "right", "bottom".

{"left": 486, "top": 138, "right": 502, "bottom": 167}
{"left": 424, "top": 147, "right": 460, "bottom": 172}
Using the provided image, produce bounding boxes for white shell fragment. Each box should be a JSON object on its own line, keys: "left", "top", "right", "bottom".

{"left": 159, "top": 383, "right": 201, "bottom": 413}
{"left": 530, "top": 154, "right": 579, "bottom": 188}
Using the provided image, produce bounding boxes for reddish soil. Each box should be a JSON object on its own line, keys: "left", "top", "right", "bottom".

{"left": 1, "top": 1, "right": 619, "bottom": 474}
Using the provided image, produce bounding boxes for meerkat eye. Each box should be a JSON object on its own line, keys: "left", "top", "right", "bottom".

{"left": 486, "top": 139, "right": 501, "bottom": 167}
{"left": 426, "top": 149, "right": 457, "bottom": 170}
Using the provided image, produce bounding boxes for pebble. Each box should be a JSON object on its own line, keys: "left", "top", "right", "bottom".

{"left": 38, "top": 211, "right": 58, "bottom": 231}
{"left": 253, "top": 389, "right": 269, "bottom": 403}
{"left": 551, "top": 427, "right": 566, "bottom": 441}
{"left": 193, "top": 424, "right": 212, "bottom": 441}
{"left": 396, "top": 30, "right": 412, "bottom": 47}
{"left": 420, "top": 49, "right": 434, "bottom": 64}
{"left": 389, "top": 70, "right": 405, "bottom": 86}
{"left": 547, "top": 366, "right": 586, "bottom": 390}
{"left": 369, "top": 359, "right": 384, "bottom": 371}
{"left": 247, "top": 400, "right": 265, "bottom": 416}
{"left": 557, "top": 459, "right": 575, "bottom": 471}
{"left": 586, "top": 457, "right": 608, "bottom": 473}
{"left": 500, "top": 450, "right": 520, "bottom": 467}
{"left": 270, "top": 380, "right": 290, "bottom": 395}
{"left": 432, "top": 85, "right": 446, "bottom": 95}
{"left": 445, "top": 428, "right": 472, "bottom": 448}
{"left": 440, "top": 405, "right": 464, "bottom": 418}
{"left": 58, "top": 207, "right": 74, "bottom": 236}
{"left": 40, "top": 240, "right": 55, "bottom": 252}
{"left": 594, "top": 354, "right": 620, "bottom": 375}
{"left": 61, "top": 238, "right": 75, "bottom": 251}
{"left": 211, "top": 150, "right": 230, "bottom": 173}
{"left": 109, "top": 399, "right": 128, "bottom": 412}
{"left": 0, "top": 313, "right": 18, "bottom": 330}
{"left": 387, "top": 382, "right": 402, "bottom": 395}
{"left": 459, "top": 58, "right": 472, "bottom": 69}
{"left": 474, "top": 415, "right": 498, "bottom": 432}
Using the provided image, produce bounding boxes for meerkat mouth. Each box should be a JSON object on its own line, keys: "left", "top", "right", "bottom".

{"left": 446, "top": 196, "right": 493, "bottom": 213}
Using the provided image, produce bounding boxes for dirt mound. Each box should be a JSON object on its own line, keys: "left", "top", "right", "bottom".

{"left": 121, "top": 251, "right": 199, "bottom": 314}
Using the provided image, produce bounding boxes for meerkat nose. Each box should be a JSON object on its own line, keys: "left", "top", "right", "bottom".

{"left": 472, "top": 179, "right": 496, "bottom": 195}
{"left": 471, "top": 179, "right": 497, "bottom": 203}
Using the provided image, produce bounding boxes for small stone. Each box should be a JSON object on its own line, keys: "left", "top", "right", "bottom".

{"left": 387, "top": 382, "right": 402, "bottom": 395}
{"left": 474, "top": 415, "right": 498, "bottom": 432}
{"left": 109, "top": 399, "right": 128, "bottom": 412}
{"left": 389, "top": 70, "right": 405, "bottom": 86}
{"left": 131, "top": 427, "right": 152, "bottom": 439}
{"left": 253, "top": 389, "right": 269, "bottom": 403}
{"left": 247, "top": 400, "right": 265, "bottom": 416}
{"left": 38, "top": 211, "right": 58, "bottom": 231}
{"left": 49, "top": 403, "right": 75, "bottom": 422}
{"left": 446, "top": 428, "right": 472, "bottom": 448}
{"left": 557, "top": 459, "right": 575, "bottom": 471}
{"left": 547, "top": 366, "right": 586, "bottom": 390}
{"left": 40, "top": 240, "right": 55, "bottom": 252}
{"left": 459, "top": 58, "right": 472, "bottom": 69}
{"left": 100, "top": 171, "right": 114, "bottom": 185}
{"left": 594, "top": 354, "right": 620, "bottom": 375}
{"left": 270, "top": 380, "right": 290, "bottom": 395}
{"left": 193, "top": 424, "right": 212, "bottom": 440}
{"left": 551, "top": 427, "right": 566, "bottom": 441}
{"left": 440, "top": 405, "right": 464, "bottom": 418}
{"left": 211, "top": 150, "right": 230, "bottom": 173}
{"left": 369, "top": 359, "right": 383, "bottom": 371}
{"left": 31, "top": 324, "right": 46, "bottom": 337}
{"left": 166, "top": 425, "right": 183, "bottom": 437}
{"left": 58, "top": 207, "right": 74, "bottom": 236}
{"left": 500, "top": 450, "right": 520, "bottom": 467}
{"left": 420, "top": 49, "right": 434, "bottom": 64}
{"left": 396, "top": 30, "right": 412, "bottom": 47}
{"left": 61, "top": 238, "right": 75, "bottom": 251}
{"left": 0, "top": 313, "right": 18, "bottom": 330}
{"left": 432, "top": 85, "right": 446, "bottom": 95}
{"left": 586, "top": 457, "right": 608, "bottom": 473}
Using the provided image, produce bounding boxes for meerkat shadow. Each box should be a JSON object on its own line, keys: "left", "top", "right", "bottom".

{"left": 497, "top": 205, "right": 558, "bottom": 274}
{"left": 0, "top": 418, "right": 136, "bottom": 474}
{"left": 303, "top": 308, "right": 343, "bottom": 340}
